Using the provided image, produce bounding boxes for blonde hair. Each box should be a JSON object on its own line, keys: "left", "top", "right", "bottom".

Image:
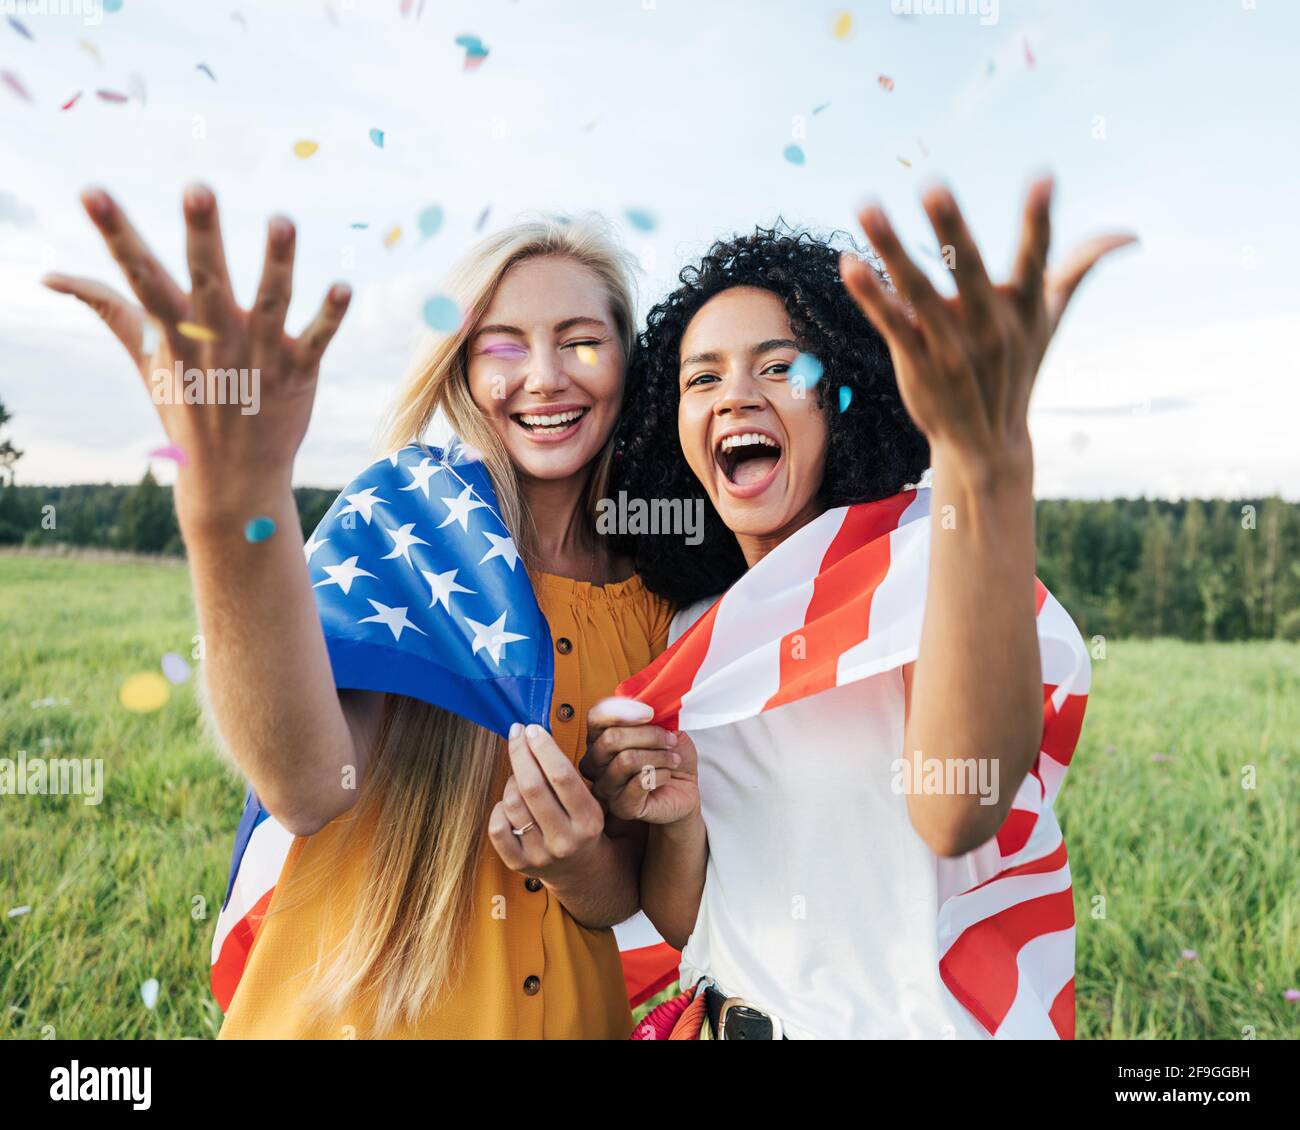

{"left": 300, "top": 215, "right": 639, "bottom": 1034}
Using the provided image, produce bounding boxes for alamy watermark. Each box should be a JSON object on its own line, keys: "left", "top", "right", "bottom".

{"left": 595, "top": 491, "right": 704, "bottom": 546}
{"left": 150, "top": 363, "right": 260, "bottom": 415}
{"left": 892, "top": 0, "right": 999, "bottom": 26}
{"left": 1, "top": 751, "right": 104, "bottom": 806}
{"left": 890, "top": 749, "right": 1000, "bottom": 806}
{"left": 0, "top": 1, "right": 105, "bottom": 26}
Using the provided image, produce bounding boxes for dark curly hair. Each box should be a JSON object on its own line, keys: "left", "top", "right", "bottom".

{"left": 611, "top": 223, "right": 930, "bottom": 606}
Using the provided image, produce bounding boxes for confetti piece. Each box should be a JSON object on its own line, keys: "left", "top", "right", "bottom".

{"left": 417, "top": 204, "right": 444, "bottom": 238}
{"left": 1180, "top": 949, "right": 1198, "bottom": 961}
{"left": 104, "top": 0, "right": 124, "bottom": 11}
{"left": 141, "top": 978, "right": 159, "bottom": 1010}
{"left": 783, "top": 143, "right": 806, "bottom": 166}
{"left": 2, "top": 70, "right": 32, "bottom": 102}
{"left": 96, "top": 89, "right": 129, "bottom": 103}
{"left": 401, "top": 0, "right": 414, "bottom": 15}
{"left": 1024, "top": 37, "right": 1035, "bottom": 68}
{"left": 231, "top": 12, "right": 247, "bottom": 31}
{"left": 575, "top": 345, "right": 598, "bottom": 366}
{"left": 383, "top": 224, "right": 402, "bottom": 249}
{"left": 7, "top": 906, "right": 31, "bottom": 919}
{"left": 811, "top": 101, "right": 831, "bottom": 115}
{"left": 8, "top": 16, "right": 33, "bottom": 40}
{"left": 789, "top": 352, "right": 823, "bottom": 390}
{"left": 120, "top": 672, "right": 170, "bottom": 713}
{"left": 176, "top": 321, "right": 218, "bottom": 343}
{"left": 456, "top": 34, "right": 490, "bottom": 70}
{"left": 897, "top": 155, "right": 912, "bottom": 168}
{"left": 624, "top": 208, "right": 657, "bottom": 233}
{"left": 1285, "top": 989, "right": 1300, "bottom": 1002}
{"left": 423, "top": 294, "right": 461, "bottom": 332}
{"left": 463, "top": 49, "right": 489, "bottom": 72}
{"left": 161, "top": 652, "right": 192, "bottom": 685}
{"left": 350, "top": 222, "right": 369, "bottom": 229}
{"left": 78, "top": 40, "right": 102, "bottom": 65}
{"left": 147, "top": 443, "right": 187, "bottom": 467}
{"left": 128, "top": 72, "right": 147, "bottom": 106}
{"left": 878, "top": 74, "right": 895, "bottom": 92}
{"left": 293, "top": 139, "right": 319, "bottom": 159}
{"left": 61, "top": 91, "right": 83, "bottom": 111}
{"left": 455, "top": 33, "right": 486, "bottom": 51}
{"left": 244, "top": 516, "right": 276, "bottom": 543}
{"left": 323, "top": 0, "right": 339, "bottom": 26}
{"left": 369, "top": 127, "right": 385, "bottom": 148}
{"left": 838, "top": 385, "right": 852, "bottom": 412}
{"left": 475, "top": 205, "right": 491, "bottom": 231}
{"left": 831, "top": 10, "right": 853, "bottom": 40}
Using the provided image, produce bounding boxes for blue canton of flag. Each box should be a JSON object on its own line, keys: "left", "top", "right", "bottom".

{"left": 303, "top": 438, "right": 553, "bottom": 737}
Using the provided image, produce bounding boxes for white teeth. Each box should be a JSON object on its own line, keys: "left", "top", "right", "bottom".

{"left": 718, "top": 432, "right": 780, "bottom": 453}
{"left": 519, "top": 409, "right": 585, "bottom": 427}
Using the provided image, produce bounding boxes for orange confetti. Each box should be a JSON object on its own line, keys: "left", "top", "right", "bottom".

{"left": 878, "top": 74, "right": 895, "bottom": 92}
{"left": 897, "top": 156, "right": 912, "bottom": 168}
{"left": 383, "top": 225, "right": 402, "bottom": 249}
{"left": 293, "top": 139, "right": 319, "bottom": 159}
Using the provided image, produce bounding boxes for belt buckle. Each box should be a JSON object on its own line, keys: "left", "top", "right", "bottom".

{"left": 718, "top": 995, "right": 783, "bottom": 1041}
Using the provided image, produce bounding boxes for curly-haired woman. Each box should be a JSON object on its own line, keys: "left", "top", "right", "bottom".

{"left": 584, "top": 180, "right": 1134, "bottom": 1039}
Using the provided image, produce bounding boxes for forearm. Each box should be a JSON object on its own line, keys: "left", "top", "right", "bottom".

{"left": 177, "top": 466, "right": 361, "bottom": 835}
{"left": 640, "top": 812, "right": 708, "bottom": 950}
{"left": 544, "top": 830, "right": 642, "bottom": 929}
{"left": 904, "top": 444, "right": 1043, "bottom": 855}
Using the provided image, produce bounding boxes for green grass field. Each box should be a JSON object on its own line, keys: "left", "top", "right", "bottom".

{"left": 1, "top": 551, "right": 1296, "bottom": 1039}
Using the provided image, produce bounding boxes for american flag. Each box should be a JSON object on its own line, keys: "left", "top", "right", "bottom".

{"left": 618, "top": 487, "right": 1091, "bottom": 1039}
{"left": 211, "top": 439, "right": 555, "bottom": 1012}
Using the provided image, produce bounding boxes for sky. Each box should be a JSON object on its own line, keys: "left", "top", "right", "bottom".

{"left": 1, "top": 0, "right": 1296, "bottom": 499}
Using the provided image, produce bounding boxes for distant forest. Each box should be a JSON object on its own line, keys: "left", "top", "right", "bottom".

{"left": 1, "top": 475, "right": 1296, "bottom": 643}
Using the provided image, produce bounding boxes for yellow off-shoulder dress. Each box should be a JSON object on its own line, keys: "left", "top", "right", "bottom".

{"left": 218, "top": 572, "right": 674, "bottom": 1039}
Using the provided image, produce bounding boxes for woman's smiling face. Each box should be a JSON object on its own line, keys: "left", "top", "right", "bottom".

{"left": 677, "top": 286, "right": 829, "bottom": 558}
{"left": 467, "top": 255, "right": 624, "bottom": 483}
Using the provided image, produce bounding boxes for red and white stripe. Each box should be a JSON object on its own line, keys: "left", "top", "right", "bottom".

{"left": 616, "top": 487, "right": 1091, "bottom": 1038}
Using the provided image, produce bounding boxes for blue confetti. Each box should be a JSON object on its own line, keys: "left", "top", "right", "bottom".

{"left": 369, "top": 127, "right": 385, "bottom": 148}
{"left": 625, "top": 208, "right": 657, "bottom": 232}
{"left": 789, "top": 352, "right": 823, "bottom": 391}
{"left": 812, "top": 102, "right": 831, "bottom": 115}
{"left": 196, "top": 62, "right": 217, "bottom": 82}
{"left": 838, "top": 385, "right": 852, "bottom": 412}
{"left": 244, "top": 516, "right": 276, "bottom": 544}
{"left": 104, "top": 0, "right": 123, "bottom": 11}
{"left": 417, "top": 204, "right": 444, "bottom": 238}
{"left": 423, "top": 295, "right": 461, "bottom": 332}
{"left": 783, "top": 143, "right": 806, "bottom": 166}
{"left": 8, "top": 16, "right": 34, "bottom": 39}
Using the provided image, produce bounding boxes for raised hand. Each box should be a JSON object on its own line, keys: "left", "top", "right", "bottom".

{"left": 42, "top": 184, "right": 351, "bottom": 500}
{"left": 839, "top": 177, "right": 1136, "bottom": 469}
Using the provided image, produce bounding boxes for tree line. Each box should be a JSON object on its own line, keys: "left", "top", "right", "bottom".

{"left": 1, "top": 474, "right": 1296, "bottom": 642}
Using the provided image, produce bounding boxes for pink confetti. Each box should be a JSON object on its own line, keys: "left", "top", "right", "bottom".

{"left": 148, "top": 444, "right": 189, "bottom": 467}
{"left": 2, "top": 70, "right": 32, "bottom": 102}
{"left": 61, "top": 91, "right": 83, "bottom": 111}
{"left": 878, "top": 74, "right": 895, "bottom": 92}
{"left": 96, "top": 89, "right": 130, "bottom": 104}
{"left": 1024, "top": 37, "right": 1035, "bottom": 68}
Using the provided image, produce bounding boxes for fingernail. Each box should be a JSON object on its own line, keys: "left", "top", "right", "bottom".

{"left": 185, "top": 184, "right": 213, "bottom": 212}
{"left": 81, "top": 188, "right": 110, "bottom": 221}
{"left": 330, "top": 282, "right": 352, "bottom": 304}
{"left": 525, "top": 723, "right": 544, "bottom": 739}
{"left": 268, "top": 215, "right": 293, "bottom": 244}
{"left": 666, "top": 731, "right": 678, "bottom": 747}
{"left": 670, "top": 752, "right": 681, "bottom": 767}
{"left": 508, "top": 722, "right": 522, "bottom": 739}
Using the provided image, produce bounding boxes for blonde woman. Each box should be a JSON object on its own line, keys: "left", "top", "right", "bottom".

{"left": 43, "top": 184, "right": 676, "bottom": 1038}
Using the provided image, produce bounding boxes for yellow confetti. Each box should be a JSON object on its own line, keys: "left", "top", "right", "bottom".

{"left": 293, "top": 139, "right": 319, "bottom": 159}
{"left": 575, "top": 344, "right": 597, "bottom": 366}
{"left": 177, "top": 321, "right": 218, "bottom": 343}
{"left": 383, "top": 225, "right": 402, "bottom": 249}
{"left": 119, "top": 672, "right": 171, "bottom": 714}
{"left": 832, "top": 11, "right": 853, "bottom": 40}
{"left": 897, "top": 156, "right": 913, "bottom": 168}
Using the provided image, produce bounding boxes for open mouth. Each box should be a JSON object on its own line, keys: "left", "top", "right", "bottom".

{"left": 511, "top": 406, "right": 590, "bottom": 439}
{"left": 714, "top": 430, "right": 783, "bottom": 492}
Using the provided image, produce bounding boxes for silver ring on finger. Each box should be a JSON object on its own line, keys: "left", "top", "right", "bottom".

{"left": 511, "top": 821, "right": 537, "bottom": 837}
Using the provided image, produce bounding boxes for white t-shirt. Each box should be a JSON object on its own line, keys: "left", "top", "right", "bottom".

{"left": 670, "top": 600, "right": 996, "bottom": 1040}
